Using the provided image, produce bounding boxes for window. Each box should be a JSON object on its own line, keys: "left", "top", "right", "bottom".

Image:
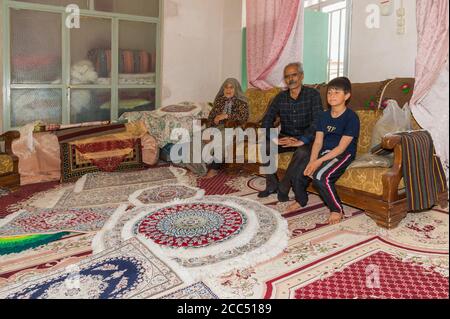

{"left": 303, "top": 0, "right": 351, "bottom": 83}
{"left": 2, "top": 0, "right": 161, "bottom": 130}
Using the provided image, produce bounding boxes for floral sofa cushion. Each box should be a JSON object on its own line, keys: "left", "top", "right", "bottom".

{"left": 0, "top": 155, "right": 13, "bottom": 175}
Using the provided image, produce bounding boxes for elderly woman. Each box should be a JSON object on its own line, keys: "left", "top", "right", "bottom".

{"left": 204, "top": 78, "right": 249, "bottom": 178}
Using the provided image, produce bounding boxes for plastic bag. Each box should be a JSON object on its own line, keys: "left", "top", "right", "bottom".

{"left": 371, "top": 100, "right": 412, "bottom": 149}
{"left": 348, "top": 153, "right": 393, "bottom": 169}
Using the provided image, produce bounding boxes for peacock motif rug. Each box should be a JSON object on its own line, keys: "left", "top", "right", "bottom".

{"left": 128, "top": 184, "right": 205, "bottom": 206}
{"left": 0, "top": 233, "right": 71, "bottom": 256}
{"left": 94, "top": 195, "right": 289, "bottom": 280}
{"left": 0, "top": 207, "right": 117, "bottom": 236}
{"left": 0, "top": 238, "right": 185, "bottom": 299}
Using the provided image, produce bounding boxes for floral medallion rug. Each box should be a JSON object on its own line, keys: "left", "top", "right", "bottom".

{"left": 0, "top": 238, "right": 186, "bottom": 299}
{"left": 93, "top": 195, "right": 289, "bottom": 281}
{"left": 0, "top": 207, "right": 117, "bottom": 236}
{"left": 128, "top": 184, "right": 205, "bottom": 207}
{"left": 74, "top": 166, "right": 188, "bottom": 193}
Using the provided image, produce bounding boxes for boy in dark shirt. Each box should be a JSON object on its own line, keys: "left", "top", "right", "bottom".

{"left": 303, "top": 77, "right": 360, "bottom": 225}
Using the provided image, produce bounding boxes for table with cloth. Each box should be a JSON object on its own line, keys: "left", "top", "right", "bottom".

{"left": 119, "top": 102, "right": 211, "bottom": 149}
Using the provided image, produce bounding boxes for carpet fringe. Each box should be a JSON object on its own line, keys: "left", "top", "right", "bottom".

{"left": 91, "top": 204, "right": 128, "bottom": 254}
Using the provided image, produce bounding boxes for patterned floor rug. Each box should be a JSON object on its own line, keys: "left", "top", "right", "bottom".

{"left": 0, "top": 182, "right": 60, "bottom": 219}
{"left": 128, "top": 184, "right": 205, "bottom": 206}
{"left": 0, "top": 207, "right": 117, "bottom": 236}
{"left": 0, "top": 172, "right": 448, "bottom": 299}
{"left": 203, "top": 209, "right": 449, "bottom": 299}
{"left": 94, "top": 195, "right": 289, "bottom": 280}
{"left": 74, "top": 167, "right": 188, "bottom": 193}
{"left": 272, "top": 238, "right": 449, "bottom": 299}
{"left": 0, "top": 233, "right": 71, "bottom": 256}
{"left": 0, "top": 233, "right": 94, "bottom": 286}
{"left": 53, "top": 167, "right": 194, "bottom": 209}
{"left": 159, "top": 282, "right": 218, "bottom": 299}
{"left": 0, "top": 238, "right": 185, "bottom": 299}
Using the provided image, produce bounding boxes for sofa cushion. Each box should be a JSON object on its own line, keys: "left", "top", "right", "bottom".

{"left": 0, "top": 155, "right": 14, "bottom": 175}
{"left": 277, "top": 152, "right": 404, "bottom": 196}
{"left": 245, "top": 87, "right": 282, "bottom": 124}
{"left": 355, "top": 110, "right": 383, "bottom": 155}
{"left": 335, "top": 167, "right": 405, "bottom": 196}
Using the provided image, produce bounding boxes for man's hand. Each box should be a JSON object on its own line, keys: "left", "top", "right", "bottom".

{"left": 278, "top": 137, "right": 304, "bottom": 148}
{"left": 304, "top": 159, "right": 322, "bottom": 177}
{"left": 214, "top": 113, "right": 229, "bottom": 125}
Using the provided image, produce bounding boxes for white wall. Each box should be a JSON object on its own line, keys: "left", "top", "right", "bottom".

{"left": 348, "top": 0, "right": 417, "bottom": 82}
{"left": 161, "top": 0, "right": 242, "bottom": 106}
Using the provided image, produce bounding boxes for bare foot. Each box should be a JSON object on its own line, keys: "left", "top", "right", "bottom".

{"left": 328, "top": 212, "right": 344, "bottom": 225}
{"left": 285, "top": 201, "right": 302, "bottom": 213}
{"left": 205, "top": 169, "right": 219, "bottom": 179}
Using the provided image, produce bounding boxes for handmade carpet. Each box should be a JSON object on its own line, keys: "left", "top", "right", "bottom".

{"left": 203, "top": 209, "right": 449, "bottom": 299}
{"left": 159, "top": 282, "right": 218, "bottom": 299}
{"left": 0, "top": 233, "right": 94, "bottom": 287}
{"left": 0, "top": 182, "right": 60, "bottom": 219}
{"left": 0, "top": 238, "right": 185, "bottom": 299}
{"left": 275, "top": 238, "right": 449, "bottom": 299}
{"left": 0, "top": 233, "right": 70, "bottom": 256}
{"left": 0, "top": 207, "right": 117, "bottom": 236}
{"left": 0, "top": 172, "right": 448, "bottom": 299}
{"left": 128, "top": 184, "right": 205, "bottom": 206}
{"left": 94, "top": 195, "right": 289, "bottom": 280}
{"left": 74, "top": 166, "right": 187, "bottom": 192}
{"left": 60, "top": 140, "right": 144, "bottom": 183}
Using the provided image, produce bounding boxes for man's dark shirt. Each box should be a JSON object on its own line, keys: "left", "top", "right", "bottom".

{"left": 262, "top": 86, "right": 323, "bottom": 145}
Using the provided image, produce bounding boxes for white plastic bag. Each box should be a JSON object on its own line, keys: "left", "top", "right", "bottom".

{"left": 371, "top": 100, "right": 412, "bottom": 149}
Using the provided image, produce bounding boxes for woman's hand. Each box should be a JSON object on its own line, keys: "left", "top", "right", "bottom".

{"left": 214, "top": 113, "right": 229, "bottom": 125}
{"left": 304, "top": 159, "right": 322, "bottom": 177}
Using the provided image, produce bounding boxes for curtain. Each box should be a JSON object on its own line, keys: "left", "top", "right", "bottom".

{"left": 246, "top": 0, "right": 303, "bottom": 89}
{"left": 411, "top": 0, "right": 449, "bottom": 186}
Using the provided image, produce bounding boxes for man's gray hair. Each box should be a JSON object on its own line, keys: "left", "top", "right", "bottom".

{"left": 284, "top": 62, "right": 304, "bottom": 74}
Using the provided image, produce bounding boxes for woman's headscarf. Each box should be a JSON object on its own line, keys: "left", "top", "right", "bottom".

{"left": 214, "top": 78, "right": 248, "bottom": 104}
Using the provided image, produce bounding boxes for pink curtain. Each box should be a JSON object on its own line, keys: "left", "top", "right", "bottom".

{"left": 411, "top": 0, "right": 449, "bottom": 105}
{"left": 246, "top": 0, "right": 301, "bottom": 90}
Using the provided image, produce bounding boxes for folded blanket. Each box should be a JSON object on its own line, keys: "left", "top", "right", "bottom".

{"left": 397, "top": 130, "right": 447, "bottom": 211}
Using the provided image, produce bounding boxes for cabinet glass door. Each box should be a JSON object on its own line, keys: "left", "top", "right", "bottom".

{"left": 70, "top": 15, "right": 112, "bottom": 123}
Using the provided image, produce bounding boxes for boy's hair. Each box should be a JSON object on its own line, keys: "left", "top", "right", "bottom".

{"left": 327, "top": 77, "right": 352, "bottom": 105}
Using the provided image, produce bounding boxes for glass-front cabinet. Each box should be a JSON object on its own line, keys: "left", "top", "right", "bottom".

{"left": 2, "top": 0, "right": 161, "bottom": 130}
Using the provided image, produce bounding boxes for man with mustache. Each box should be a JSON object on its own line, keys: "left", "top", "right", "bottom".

{"left": 258, "top": 62, "right": 323, "bottom": 213}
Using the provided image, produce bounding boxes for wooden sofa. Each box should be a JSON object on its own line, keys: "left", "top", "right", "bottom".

{"left": 0, "top": 131, "right": 21, "bottom": 190}
{"left": 235, "top": 78, "right": 448, "bottom": 229}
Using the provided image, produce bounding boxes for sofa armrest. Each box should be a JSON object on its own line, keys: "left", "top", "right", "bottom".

{"left": 381, "top": 134, "right": 403, "bottom": 202}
